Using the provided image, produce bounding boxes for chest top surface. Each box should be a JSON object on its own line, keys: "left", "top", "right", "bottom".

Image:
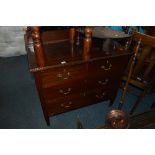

{"left": 25, "top": 27, "right": 132, "bottom": 72}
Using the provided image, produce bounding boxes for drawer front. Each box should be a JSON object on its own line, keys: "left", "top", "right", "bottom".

{"left": 89, "top": 59, "right": 113, "bottom": 74}
{"left": 45, "top": 94, "right": 87, "bottom": 115}
{"left": 86, "top": 74, "right": 122, "bottom": 91}
{"left": 41, "top": 64, "right": 88, "bottom": 88}
{"left": 45, "top": 87, "right": 109, "bottom": 116}
{"left": 88, "top": 56, "right": 129, "bottom": 78}
{"left": 86, "top": 75, "right": 111, "bottom": 90}
{"left": 87, "top": 55, "right": 130, "bottom": 89}
{"left": 42, "top": 79, "right": 87, "bottom": 101}
{"left": 88, "top": 88, "right": 109, "bottom": 102}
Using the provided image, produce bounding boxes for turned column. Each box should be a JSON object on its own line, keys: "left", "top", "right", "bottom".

{"left": 31, "top": 26, "right": 45, "bottom": 67}
{"left": 69, "top": 27, "right": 76, "bottom": 57}
{"left": 25, "top": 26, "right": 33, "bottom": 44}
{"left": 83, "top": 27, "right": 92, "bottom": 59}
{"left": 69, "top": 27, "right": 76, "bottom": 44}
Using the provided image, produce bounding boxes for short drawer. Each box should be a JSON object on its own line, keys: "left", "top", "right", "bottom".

{"left": 87, "top": 87, "right": 109, "bottom": 103}
{"left": 88, "top": 59, "right": 113, "bottom": 75}
{"left": 86, "top": 74, "right": 111, "bottom": 90}
{"left": 40, "top": 64, "right": 88, "bottom": 88}
{"left": 42, "top": 79, "right": 87, "bottom": 101}
{"left": 45, "top": 94, "right": 88, "bottom": 115}
{"left": 86, "top": 70, "right": 121, "bottom": 92}
{"left": 88, "top": 56, "right": 129, "bottom": 78}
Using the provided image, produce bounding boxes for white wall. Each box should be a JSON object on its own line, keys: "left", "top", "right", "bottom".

{"left": 0, "top": 26, "right": 26, "bottom": 57}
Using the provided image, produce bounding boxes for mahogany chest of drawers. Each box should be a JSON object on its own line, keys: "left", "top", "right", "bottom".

{"left": 25, "top": 27, "right": 132, "bottom": 125}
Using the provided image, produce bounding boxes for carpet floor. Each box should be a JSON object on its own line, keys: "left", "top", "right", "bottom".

{"left": 0, "top": 55, "right": 155, "bottom": 129}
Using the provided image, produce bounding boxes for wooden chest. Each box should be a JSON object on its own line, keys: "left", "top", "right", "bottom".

{"left": 25, "top": 27, "right": 132, "bottom": 125}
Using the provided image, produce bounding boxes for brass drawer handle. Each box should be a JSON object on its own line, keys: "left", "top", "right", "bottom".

{"left": 57, "top": 72, "right": 71, "bottom": 80}
{"left": 100, "top": 60, "right": 112, "bottom": 71}
{"left": 61, "top": 101, "right": 72, "bottom": 108}
{"left": 98, "top": 79, "right": 109, "bottom": 85}
{"left": 96, "top": 92, "right": 105, "bottom": 99}
{"left": 59, "top": 88, "right": 72, "bottom": 95}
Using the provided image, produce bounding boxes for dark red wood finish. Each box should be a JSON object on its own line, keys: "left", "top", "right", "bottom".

{"left": 25, "top": 27, "right": 132, "bottom": 125}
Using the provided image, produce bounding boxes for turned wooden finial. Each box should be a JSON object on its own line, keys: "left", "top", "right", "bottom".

{"left": 83, "top": 27, "right": 92, "bottom": 57}
{"left": 31, "top": 26, "right": 45, "bottom": 67}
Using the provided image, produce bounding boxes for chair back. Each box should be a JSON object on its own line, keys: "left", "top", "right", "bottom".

{"left": 130, "top": 32, "right": 155, "bottom": 88}
{"left": 120, "top": 31, "right": 155, "bottom": 105}
{"left": 132, "top": 31, "right": 155, "bottom": 48}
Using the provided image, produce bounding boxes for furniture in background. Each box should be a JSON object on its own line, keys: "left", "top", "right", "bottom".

{"left": 119, "top": 31, "right": 155, "bottom": 112}
{"left": 25, "top": 26, "right": 132, "bottom": 125}
{"left": 77, "top": 27, "right": 131, "bottom": 53}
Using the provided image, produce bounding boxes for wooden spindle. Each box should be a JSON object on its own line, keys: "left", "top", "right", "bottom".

{"left": 31, "top": 26, "right": 45, "bottom": 67}
{"left": 69, "top": 27, "right": 76, "bottom": 44}
{"left": 83, "top": 27, "right": 92, "bottom": 57}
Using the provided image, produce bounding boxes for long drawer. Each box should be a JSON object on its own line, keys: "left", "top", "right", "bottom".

{"left": 45, "top": 87, "right": 109, "bottom": 116}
